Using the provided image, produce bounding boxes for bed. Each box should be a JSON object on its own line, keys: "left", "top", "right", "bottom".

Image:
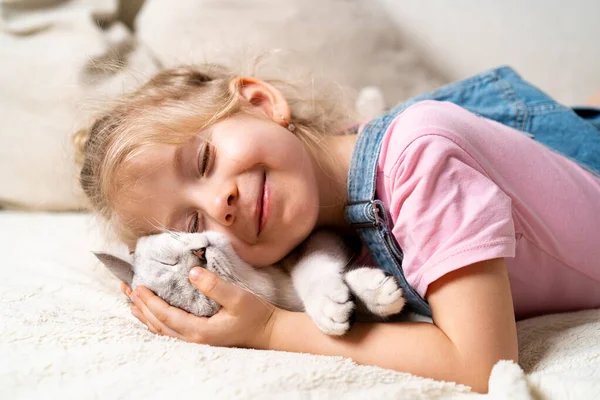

{"left": 2, "top": 211, "right": 599, "bottom": 399}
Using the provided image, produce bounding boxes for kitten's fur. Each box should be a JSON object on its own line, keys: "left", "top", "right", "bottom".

{"left": 96, "top": 230, "right": 405, "bottom": 336}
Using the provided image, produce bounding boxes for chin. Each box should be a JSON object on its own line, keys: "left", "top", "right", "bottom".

{"left": 250, "top": 244, "right": 295, "bottom": 267}
{"left": 253, "top": 227, "right": 313, "bottom": 267}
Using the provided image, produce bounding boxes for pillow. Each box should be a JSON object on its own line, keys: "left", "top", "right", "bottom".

{"left": 135, "top": 0, "right": 447, "bottom": 107}
{"left": 0, "top": 0, "right": 446, "bottom": 211}
{"left": 0, "top": 0, "right": 159, "bottom": 211}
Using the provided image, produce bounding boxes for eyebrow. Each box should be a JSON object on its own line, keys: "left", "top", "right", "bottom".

{"left": 172, "top": 144, "right": 185, "bottom": 179}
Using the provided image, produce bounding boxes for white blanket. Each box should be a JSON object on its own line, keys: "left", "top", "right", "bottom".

{"left": 1, "top": 211, "right": 599, "bottom": 399}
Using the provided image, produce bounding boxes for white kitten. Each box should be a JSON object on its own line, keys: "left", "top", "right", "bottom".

{"left": 96, "top": 230, "right": 405, "bottom": 336}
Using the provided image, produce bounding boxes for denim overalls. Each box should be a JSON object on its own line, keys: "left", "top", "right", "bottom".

{"left": 344, "top": 66, "right": 600, "bottom": 317}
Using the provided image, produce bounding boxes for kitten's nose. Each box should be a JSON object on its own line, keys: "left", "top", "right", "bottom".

{"left": 192, "top": 247, "right": 207, "bottom": 265}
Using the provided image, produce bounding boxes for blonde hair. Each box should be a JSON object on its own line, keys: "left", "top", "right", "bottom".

{"left": 74, "top": 62, "right": 353, "bottom": 247}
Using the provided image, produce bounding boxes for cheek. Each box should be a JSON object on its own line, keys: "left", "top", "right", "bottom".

{"left": 217, "top": 129, "right": 303, "bottom": 171}
{"left": 217, "top": 134, "right": 263, "bottom": 168}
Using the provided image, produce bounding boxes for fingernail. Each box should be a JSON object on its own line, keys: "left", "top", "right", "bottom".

{"left": 125, "top": 287, "right": 132, "bottom": 296}
{"left": 189, "top": 267, "right": 202, "bottom": 281}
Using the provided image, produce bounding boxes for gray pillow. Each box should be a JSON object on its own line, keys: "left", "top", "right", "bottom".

{"left": 0, "top": 0, "right": 160, "bottom": 210}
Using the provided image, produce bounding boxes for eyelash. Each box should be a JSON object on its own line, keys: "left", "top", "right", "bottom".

{"left": 190, "top": 214, "right": 200, "bottom": 233}
{"left": 199, "top": 143, "right": 212, "bottom": 177}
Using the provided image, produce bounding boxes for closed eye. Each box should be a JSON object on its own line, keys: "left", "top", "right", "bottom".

{"left": 198, "top": 142, "right": 214, "bottom": 177}
{"left": 156, "top": 257, "right": 180, "bottom": 267}
{"left": 189, "top": 213, "right": 202, "bottom": 233}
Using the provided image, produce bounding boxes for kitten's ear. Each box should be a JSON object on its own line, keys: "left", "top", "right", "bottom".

{"left": 94, "top": 252, "right": 134, "bottom": 285}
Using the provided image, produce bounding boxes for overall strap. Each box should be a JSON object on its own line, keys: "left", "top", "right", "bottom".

{"left": 346, "top": 113, "right": 433, "bottom": 317}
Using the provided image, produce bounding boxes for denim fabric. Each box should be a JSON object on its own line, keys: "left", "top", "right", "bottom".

{"left": 573, "top": 107, "right": 600, "bottom": 131}
{"left": 345, "top": 66, "right": 600, "bottom": 316}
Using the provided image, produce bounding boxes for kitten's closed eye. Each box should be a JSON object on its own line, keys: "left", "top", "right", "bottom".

{"left": 156, "top": 256, "right": 181, "bottom": 266}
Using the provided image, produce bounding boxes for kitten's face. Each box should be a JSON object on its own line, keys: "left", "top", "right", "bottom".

{"left": 97, "top": 231, "right": 254, "bottom": 317}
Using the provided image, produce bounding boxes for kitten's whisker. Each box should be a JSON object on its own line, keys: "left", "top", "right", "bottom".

{"left": 145, "top": 218, "right": 172, "bottom": 236}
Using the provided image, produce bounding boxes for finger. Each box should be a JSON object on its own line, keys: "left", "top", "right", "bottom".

{"left": 134, "top": 286, "right": 212, "bottom": 342}
{"left": 130, "top": 304, "right": 156, "bottom": 331}
{"left": 120, "top": 282, "right": 132, "bottom": 296}
{"left": 189, "top": 267, "right": 246, "bottom": 311}
{"left": 129, "top": 303, "right": 160, "bottom": 335}
{"left": 130, "top": 297, "right": 161, "bottom": 335}
{"left": 130, "top": 287, "right": 187, "bottom": 340}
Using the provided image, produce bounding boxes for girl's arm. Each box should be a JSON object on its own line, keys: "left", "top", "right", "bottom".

{"left": 269, "top": 257, "right": 518, "bottom": 393}
{"left": 126, "top": 257, "right": 517, "bottom": 394}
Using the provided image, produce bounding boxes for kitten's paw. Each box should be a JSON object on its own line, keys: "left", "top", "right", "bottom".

{"left": 304, "top": 278, "right": 354, "bottom": 336}
{"left": 345, "top": 268, "right": 405, "bottom": 317}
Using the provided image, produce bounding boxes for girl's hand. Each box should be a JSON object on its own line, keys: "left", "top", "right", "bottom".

{"left": 120, "top": 267, "right": 279, "bottom": 349}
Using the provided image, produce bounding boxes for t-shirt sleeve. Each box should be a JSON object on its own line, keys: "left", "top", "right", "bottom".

{"left": 382, "top": 133, "right": 516, "bottom": 298}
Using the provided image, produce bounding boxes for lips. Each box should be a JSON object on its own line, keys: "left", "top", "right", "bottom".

{"left": 257, "top": 172, "right": 269, "bottom": 236}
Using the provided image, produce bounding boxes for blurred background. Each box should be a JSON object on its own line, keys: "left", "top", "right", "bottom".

{"left": 1, "top": 0, "right": 599, "bottom": 212}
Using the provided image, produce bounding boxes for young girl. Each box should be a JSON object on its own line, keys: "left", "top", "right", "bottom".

{"left": 75, "top": 64, "right": 600, "bottom": 393}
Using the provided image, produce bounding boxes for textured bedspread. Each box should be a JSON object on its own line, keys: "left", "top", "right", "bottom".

{"left": 1, "top": 211, "right": 599, "bottom": 399}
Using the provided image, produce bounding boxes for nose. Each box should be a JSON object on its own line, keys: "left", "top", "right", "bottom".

{"left": 211, "top": 184, "right": 237, "bottom": 226}
{"left": 192, "top": 247, "right": 207, "bottom": 265}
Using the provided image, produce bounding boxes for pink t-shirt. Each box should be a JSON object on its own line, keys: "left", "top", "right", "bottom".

{"left": 373, "top": 100, "right": 600, "bottom": 319}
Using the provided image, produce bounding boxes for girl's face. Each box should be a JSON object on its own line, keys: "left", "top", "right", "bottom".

{"left": 114, "top": 113, "right": 321, "bottom": 266}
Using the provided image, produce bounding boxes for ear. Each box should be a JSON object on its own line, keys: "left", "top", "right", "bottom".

{"left": 230, "top": 77, "right": 291, "bottom": 126}
{"left": 94, "top": 252, "right": 134, "bottom": 285}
